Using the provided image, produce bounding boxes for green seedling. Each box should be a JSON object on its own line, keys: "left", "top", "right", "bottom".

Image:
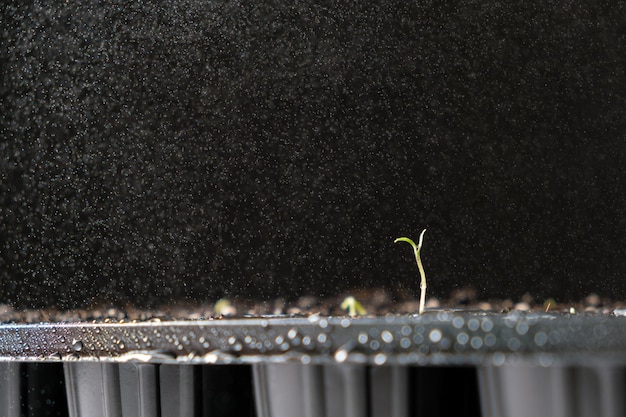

{"left": 214, "top": 298, "right": 236, "bottom": 316}
{"left": 340, "top": 296, "right": 367, "bottom": 316}
{"left": 543, "top": 298, "right": 557, "bottom": 312}
{"left": 395, "top": 229, "right": 428, "bottom": 315}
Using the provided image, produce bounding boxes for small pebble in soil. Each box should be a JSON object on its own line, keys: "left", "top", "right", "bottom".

{"left": 450, "top": 288, "right": 478, "bottom": 305}
{"left": 213, "top": 299, "right": 236, "bottom": 316}
{"left": 296, "top": 296, "right": 318, "bottom": 309}
{"left": 585, "top": 293, "right": 601, "bottom": 308}
{"left": 425, "top": 298, "right": 441, "bottom": 309}
{"left": 477, "top": 302, "right": 492, "bottom": 311}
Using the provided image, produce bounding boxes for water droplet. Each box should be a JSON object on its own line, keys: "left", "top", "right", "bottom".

{"left": 534, "top": 331, "right": 548, "bottom": 347}
{"left": 381, "top": 330, "right": 394, "bottom": 344}
{"left": 467, "top": 318, "right": 480, "bottom": 331}
{"left": 307, "top": 314, "right": 320, "bottom": 324}
{"left": 72, "top": 340, "right": 84, "bottom": 352}
{"left": 440, "top": 338, "right": 452, "bottom": 349}
{"left": 287, "top": 332, "right": 301, "bottom": 346}
{"left": 203, "top": 350, "right": 235, "bottom": 364}
{"left": 481, "top": 318, "right": 494, "bottom": 332}
{"left": 456, "top": 332, "right": 469, "bottom": 345}
{"left": 515, "top": 322, "right": 529, "bottom": 336}
{"left": 437, "top": 311, "right": 451, "bottom": 321}
{"left": 452, "top": 317, "right": 465, "bottom": 329}
{"left": 374, "top": 353, "right": 387, "bottom": 365}
{"left": 429, "top": 329, "right": 442, "bottom": 343}
{"left": 400, "top": 337, "right": 411, "bottom": 349}
{"left": 484, "top": 334, "right": 497, "bottom": 347}
{"left": 492, "top": 352, "right": 506, "bottom": 366}
{"left": 335, "top": 349, "right": 349, "bottom": 363}
{"left": 470, "top": 336, "right": 483, "bottom": 349}
{"left": 507, "top": 337, "right": 521, "bottom": 351}
{"left": 539, "top": 354, "right": 554, "bottom": 367}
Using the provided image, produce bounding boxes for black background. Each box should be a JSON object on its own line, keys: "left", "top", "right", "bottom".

{"left": 2, "top": 0, "right": 625, "bottom": 309}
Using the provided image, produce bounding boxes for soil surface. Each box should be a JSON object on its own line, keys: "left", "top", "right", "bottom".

{"left": 0, "top": 288, "right": 621, "bottom": 324}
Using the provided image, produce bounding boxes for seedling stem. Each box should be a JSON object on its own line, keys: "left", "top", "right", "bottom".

{"left": 395, "top": 229, "right": 427, "bottom": 314}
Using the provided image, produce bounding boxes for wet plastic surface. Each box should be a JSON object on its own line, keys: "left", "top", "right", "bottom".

{"left": 1, "top": 311, "right": 626, "bottom": 366}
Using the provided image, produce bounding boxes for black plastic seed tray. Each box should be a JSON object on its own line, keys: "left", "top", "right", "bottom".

{"left": 3, "top": 311, "right": 626, "bottom": 417}
{"left": 1, "top": 311, "right": 626, "bottom": 365}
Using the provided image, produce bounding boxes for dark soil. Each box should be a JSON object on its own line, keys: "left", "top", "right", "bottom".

{"left": 0, "top": 288, "right": 621, "bottom": 324}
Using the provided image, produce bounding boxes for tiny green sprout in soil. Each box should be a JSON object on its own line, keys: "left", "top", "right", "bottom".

{"left": 340, "top": 296, "right": 367, "bottom": 316}
{"left": 213, "top": 298, "right": 236, "bottom": 316}
{"left": 395, "top": 229, "right": 427, "bottom": 315}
